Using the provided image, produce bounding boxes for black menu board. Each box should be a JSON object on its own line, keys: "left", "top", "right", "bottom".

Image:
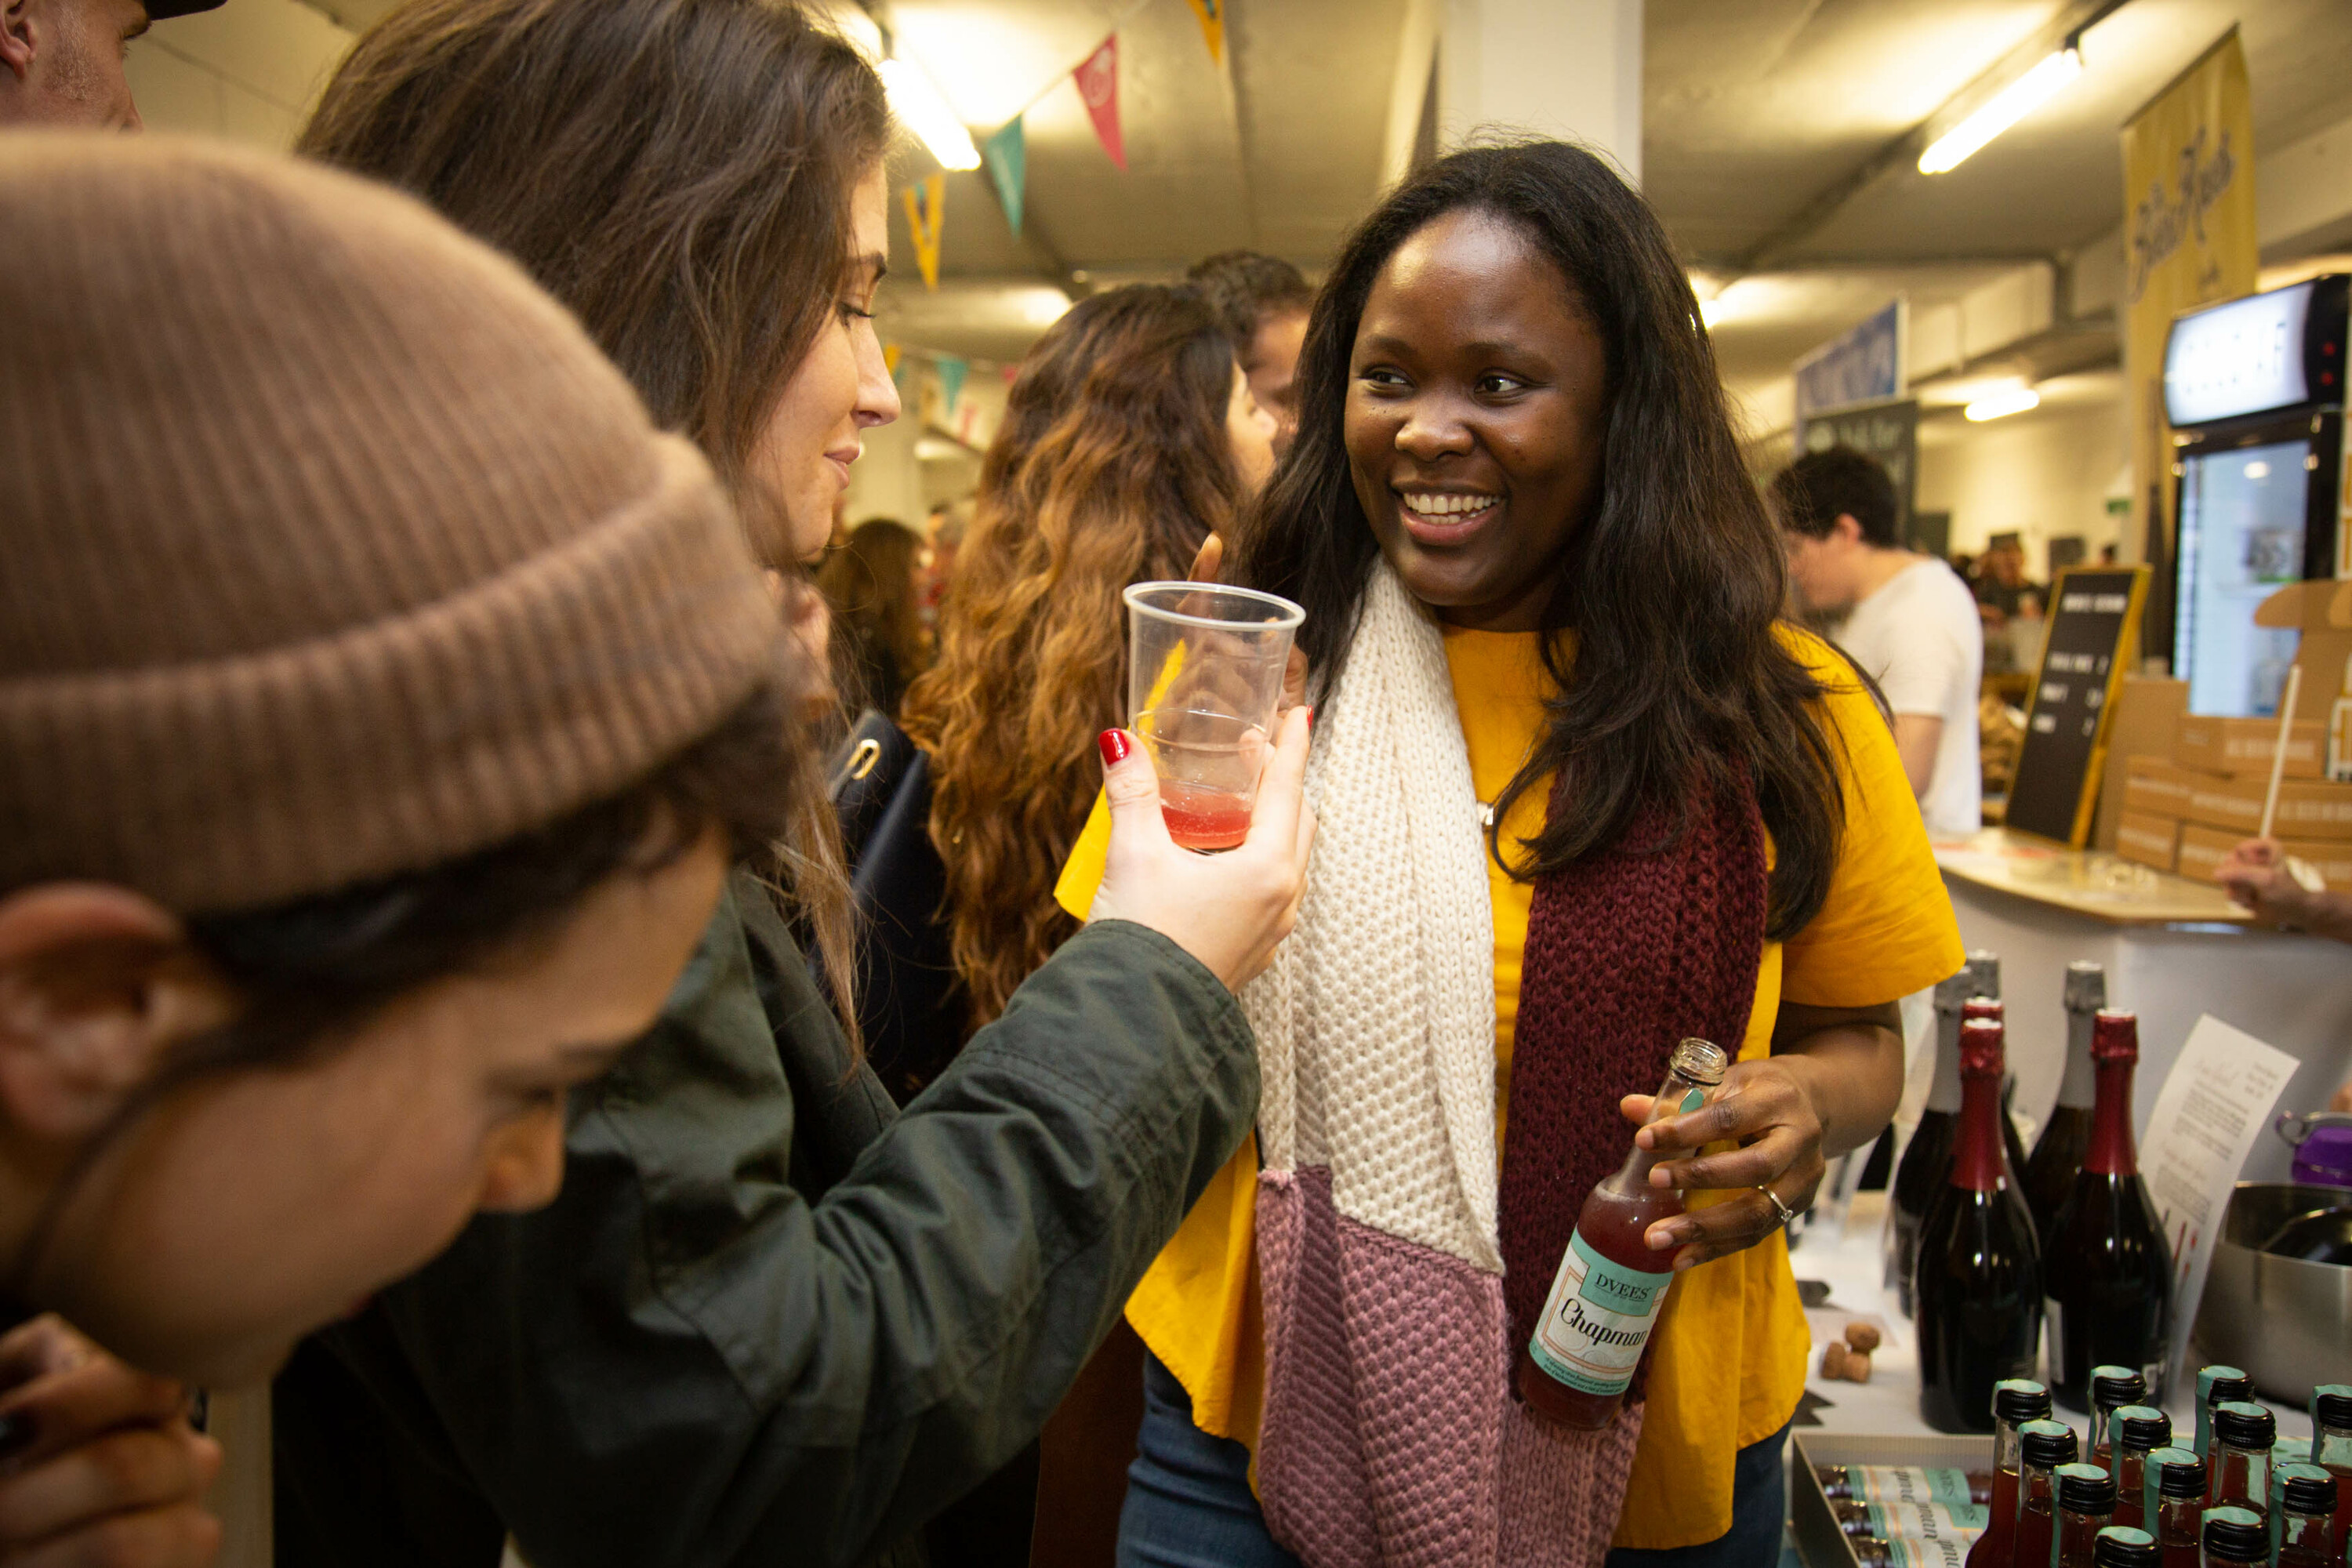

{"left": 2007, "top": 566, "right": 2150, "bottom": 845}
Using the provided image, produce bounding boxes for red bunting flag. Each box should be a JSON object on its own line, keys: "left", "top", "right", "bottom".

{"left": 1073, "top": 35, "right": 1123, "bottom": 171}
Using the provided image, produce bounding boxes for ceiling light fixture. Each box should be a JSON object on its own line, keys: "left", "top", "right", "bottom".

{"left": 877, "top": 57, "right": 982, "bottom": 171}
{"left": 1965, "top": 386, "right": 2042, "bottom": 422}
{"left": 1918, "top": 46, "right": 2082, "bottom": 176}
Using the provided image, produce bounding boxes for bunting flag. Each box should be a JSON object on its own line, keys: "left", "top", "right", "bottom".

{"left": 883, "top": 342, "right": 903, "bottom": 383}
{"left": 902, "top": 173, "right": 945, "bottom": 291}
{"left": 1073, "top": 35, "right": 1124, "bottom": 171}
{"left": 1184, "top": 0, "right": 1224, "bottom": 65}
{"left": 984, "top": 116, "right": 1027, "bottom": 238}
{"left": 935, "top": 354, "right": 968, "bottom": 415}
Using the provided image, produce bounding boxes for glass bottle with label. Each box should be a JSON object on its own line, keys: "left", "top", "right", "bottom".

{"left": 2276, "top": 1464, "right": 2339, "bottom": 1568}
{"left": 1837, "top": 1499, "right": 1990, "bottom": 1542}
{"left": 2015, "top": 1421, "right": 2082, "bottom": 1568}
{"left": 1893, "top": 956, "right": 2000, "bottom": 1316}
{"left": 2143, "top": 1449, "right": 2205, "bottom": 1568}
{"left": 2310, "top": 1385, "right": 2352, "bottom": 1549}
{"left": 2197, "top": 1507, "right": 2266, "bottom": 1568}
{"left": 2055, "top": 1463, "right": 2118, "bottom": 1568}
{"left": 2204, "top": 1403, "right": 2273, "bottom": 1513}
{"left": 2110, "top": 1408, "right": 2172, "bottom": 1529}
{"left": 1853, "top": 1537, "right": 1969, "bottom": 1568}
{"left": 1518, "top": 1037, "right": 1726, "bottom": 1428}
{"left": 2091, "top": 1526, "right": 2158, "bottom": 1568}
{"left": 2045, "top": 1014, "right": 2172, "bottom": 1412}
{"left": 1821, "top": 1466, "right": 1997, "bottom": 1505}
{"left": 1918, "top": 1017, "right": 2043, "bottom": 1433}
{"left": 1969, "top": 1378, "right": 2054, "bottom": 1568}
{"left": 2024, "top": 960, "right": 2106, "bottom": 1240}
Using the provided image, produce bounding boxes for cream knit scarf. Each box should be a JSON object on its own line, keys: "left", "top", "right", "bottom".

{"left": 1240, "top": 565, "right": 1647, "bottom": 1567}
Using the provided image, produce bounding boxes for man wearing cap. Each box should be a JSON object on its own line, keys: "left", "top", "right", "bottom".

{"left": 0, "top": 0, "right": 221, "bottom": 128}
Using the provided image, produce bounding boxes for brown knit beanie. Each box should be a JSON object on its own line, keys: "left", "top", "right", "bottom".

{"left": 0, "top": 133, "right": 785, "bottom": 914}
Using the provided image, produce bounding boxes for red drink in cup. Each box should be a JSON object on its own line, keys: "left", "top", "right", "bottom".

{"left": 1123, "top": 582, "right": 1305, "bottom": 851}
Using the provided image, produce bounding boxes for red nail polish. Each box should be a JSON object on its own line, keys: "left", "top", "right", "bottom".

{"left": 1098, "top": 729, "right": 1132, "bottom": 767}
{"left": 1305, "top": 706, "right": 1316, "bottom": 730}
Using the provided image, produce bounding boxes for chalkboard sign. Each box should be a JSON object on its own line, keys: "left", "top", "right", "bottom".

{"left": 2007, "top": 565, "right": 2151, "bottom": 845}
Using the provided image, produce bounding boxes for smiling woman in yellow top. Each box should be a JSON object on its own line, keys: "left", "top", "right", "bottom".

{"left": 1058, "top": 140, "right": 1962, "bottom": 1568}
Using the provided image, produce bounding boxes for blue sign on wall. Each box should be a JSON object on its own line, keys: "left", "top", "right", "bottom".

{"left": 1793, "top": 299, "right": 1906, "bottom": 441}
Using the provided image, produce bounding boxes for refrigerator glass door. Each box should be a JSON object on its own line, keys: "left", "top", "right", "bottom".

{"left": 2176, "top": 437, "right": 2310, "bottom": 717}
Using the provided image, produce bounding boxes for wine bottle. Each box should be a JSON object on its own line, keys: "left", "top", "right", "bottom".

{"left": 1917, "top": 1017, "right": 2043, "bottom": 1433}
{"left": 2311, "top": 1386, "right": 2352, "bottom": 1556}
{"left": 2110, "top": 1407, "right": 2172, "bottom": 1529}
{"left": 1892, "top": 953, "right": 1999, "bottom": 1316}
{"left": 2025, "top": 961, "right": 2105, "bottom": 1238}
{"left": 2191, "top": 1368, "right": 2250, "bottom": 1462}
{"left": 2143, "top": 1449, "right": 2204, "bottom": 1568}
{"left": 1518, "top": 1037, "right": 1726, "bottom": 1428}
{"left": 2016, "top": 1421, "right": 2081, "bottom": 1568}
{"left": 2205, "top": 1403, "right": 2273, "bottom": 1512}
{"left": 2091, "top": 1526, "right": 2157, "bottom": 1568}
{"left": 2277, "top": 1465, "right": 2339, "bottom": 1568}
{"left": 2197, "top": 1508, "right": 2267, "bottom": 1568}
{"left": 2043, "top": 1014, "right": 2171, "bottom": 1413}
{"left": 2054, "top": 1464, "right": 2117, "bottom": 1568}
{"left": 1969, "top": 1379, "right": 2053, "bottom": 1568}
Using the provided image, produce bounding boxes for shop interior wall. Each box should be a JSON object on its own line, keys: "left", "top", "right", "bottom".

{"left": 1915, "top": 395, "right": 2126, "bottom": 579}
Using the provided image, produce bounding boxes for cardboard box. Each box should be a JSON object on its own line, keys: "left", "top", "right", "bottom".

{"left": 2179, "top": 771, "right": 2352, "bottom": 841}
{"left": 1791, "top": 1432, "right": 1993, "bottom": 1568}
{"left": 2174, "top": 713, "right": 2325, "bottom": 779}
{"left": 2177, "top": 822, "right": 2352, "bottom": 888}
{"left": 2089, "top": 677, "right": 2188, "bottom": 851}
{"left": 2256, "top": 580, "right": 2352, "bottom": 724}
{"left": 2122, "top": 754, "right": 2202, "bottom": 820}
{"left": 2115, "top": 810, "right": 2183, "bottom": 871}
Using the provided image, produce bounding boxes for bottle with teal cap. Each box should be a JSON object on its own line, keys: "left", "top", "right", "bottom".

{"left": 2204, "top": 1402, "right": 2272, "bottom": 1514}
{"left": 2196, "top": 1506, "right": 2265, "bottom": 1568}
{"left": 2190, "top": 1367, "right": 2250, "bottom": 1461}
{"left": 2142, "top": 1448, "right": 2203, "bottom": 1568}
{"left": 2310, "top": 1385, "right": 2352, "bottom": 1551}
{"left": 2053, "top": 1464, "right": 2117, "bottom": 1568}
{"left": 2107, "top": 1408, "right": 2169, "bottom": 1529}
{"left": 2016, "top": 1420, "right": 2080, "bottom": 1568}
{"left": 2090, "top": 1526, "right": 2157, "bottom": 1568}
{"left": 2275, "top": 1463, "right": 2339, "bottom": 1568}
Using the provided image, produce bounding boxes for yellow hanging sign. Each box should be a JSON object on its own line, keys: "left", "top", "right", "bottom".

{"left": 902, "top": 174, "right": 945, "bottom": 292}
{"left": 2118, "top": 30, "right": 2256, "bottom": 586}
{"left": 1184, "top": 0, "right": 1224, "bottom": 65}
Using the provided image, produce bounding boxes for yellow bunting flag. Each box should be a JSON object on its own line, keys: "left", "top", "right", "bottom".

{"left": 883, "top": 342, "right": 902, "bottom": 380}
{"left": 1184, "top": 0, "right": 1224, "bottom": 65}
{"left": 902, "top": 174, "right": 945, "bottom": 291}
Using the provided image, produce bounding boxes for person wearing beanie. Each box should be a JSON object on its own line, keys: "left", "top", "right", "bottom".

{"left": 276, "top": 8, "right": 1315, "bottom": 1566}
{"left": 0, "top": 0, "right": 224, "bottom": 128}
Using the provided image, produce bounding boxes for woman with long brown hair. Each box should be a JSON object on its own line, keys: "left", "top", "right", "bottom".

{"left": 280, "top": 5, "right": 1314, "bottom": 1563}
{"left": 904, "top": 283, "right": 1278, "bottom": 1030}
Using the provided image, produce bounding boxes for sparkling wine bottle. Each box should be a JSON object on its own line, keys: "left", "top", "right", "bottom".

{"left": 1917, "top": 1017, "right": 2043, "bottom": 1433}
{"left": 1891, "top": 953, "right": 1998, "bottom": 1316}
{"left": 1968, "top": 1378, "right": 2053, "bottom": 1568}
{"left": 2025, "top": 961, "right": 2106, "bottom": 1240}
{"left": 2043, "top": 1013, "right": 2171, "bottom": 1413}
{"left": 1517, "top": 1037, "right": 1726, "bottom": 1428}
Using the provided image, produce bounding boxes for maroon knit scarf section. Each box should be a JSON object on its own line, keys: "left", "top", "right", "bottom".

{"left": 1496, "top": 773, "right": 1769, "bottom": 1380}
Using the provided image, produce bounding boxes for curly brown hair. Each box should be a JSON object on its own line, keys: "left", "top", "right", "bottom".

{"left": 902, "top": 285, "right": 1244, "bottom": 1029}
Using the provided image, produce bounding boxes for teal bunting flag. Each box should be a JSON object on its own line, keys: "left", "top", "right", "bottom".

{"left": 985, "top": 117, "right": 1026, "bottom": 238}
{"left": 936, "top": 354, "right": 968, "bottom": 413}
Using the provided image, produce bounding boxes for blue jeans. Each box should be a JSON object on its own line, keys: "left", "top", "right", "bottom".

{"left": 1116, "top": 1348, "right": 1788, "bottom": 1568}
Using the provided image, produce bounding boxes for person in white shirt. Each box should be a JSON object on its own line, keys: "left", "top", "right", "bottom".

{"left": 1773, "top": 446, "right": 1984, "bottom": 838}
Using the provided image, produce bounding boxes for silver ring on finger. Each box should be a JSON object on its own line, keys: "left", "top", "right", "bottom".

{"left": 1759, "top": 1185, "right": 1798, "bottom": 1229}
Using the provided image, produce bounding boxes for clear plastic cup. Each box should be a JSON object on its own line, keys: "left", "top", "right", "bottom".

{"left": 1123, "top": 581, "right": 1306, "bottom": 851}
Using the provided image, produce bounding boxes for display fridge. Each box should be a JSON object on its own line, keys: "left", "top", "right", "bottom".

{"left": 2165, "top": 274, "right": 2349, "bottom": 717}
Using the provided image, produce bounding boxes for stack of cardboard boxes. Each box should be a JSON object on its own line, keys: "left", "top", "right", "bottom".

{"left": 2116, "top": 715, "right": 2352, "bottom": 884}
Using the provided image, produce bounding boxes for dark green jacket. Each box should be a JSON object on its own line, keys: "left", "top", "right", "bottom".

{"left": 273, "top": 873, "right": 1256, "bottom": 1566}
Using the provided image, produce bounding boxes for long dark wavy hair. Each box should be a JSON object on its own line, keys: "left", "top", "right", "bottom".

{"left": 1233, "top": 140, "right": 1846, "bottom": 938}
{"left": 902, "top": 285, "right": 1242, "bottom": 1026}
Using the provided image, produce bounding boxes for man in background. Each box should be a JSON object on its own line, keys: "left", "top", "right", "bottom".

{"left": 0, "top": 0, "right": 220, "bottom": 126}
{"left": 1187, "top": 249, "right": 1312, "bottom": 457}
{"left": 1775, "top": 445, "right": 1984, "bottom": 838}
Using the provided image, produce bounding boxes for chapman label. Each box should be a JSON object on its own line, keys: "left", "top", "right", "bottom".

{"left": 1529, "top": 1232, "right": 1669, "bottom": 1396}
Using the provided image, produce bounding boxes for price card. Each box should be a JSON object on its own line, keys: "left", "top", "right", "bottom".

{"left": 2141, "top": 1014, "right": 2299, "bottom": 1392}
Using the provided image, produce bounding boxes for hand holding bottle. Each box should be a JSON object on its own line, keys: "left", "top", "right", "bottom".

{"left": 1625, "top": 1000, "right": 1904, "bottom": 1271}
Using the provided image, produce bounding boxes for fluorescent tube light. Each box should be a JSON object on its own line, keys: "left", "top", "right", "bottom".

{"left": 1918, "top": 48, "right": 2082, "bottom": 176}
{"left": 878, "top": 57, "right": 982, "bottom": 171}
{"left": 1965, "top": 387, "right": 2042, "bottom": 422}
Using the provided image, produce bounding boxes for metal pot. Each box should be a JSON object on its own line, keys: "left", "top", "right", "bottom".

{"left": 2195, "top": 1182, "right": 2352, "bottom": 1403}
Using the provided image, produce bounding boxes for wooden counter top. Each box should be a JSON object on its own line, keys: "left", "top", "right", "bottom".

{"left": 1933, "top": 827, "right": 2256, "bottom": 926}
